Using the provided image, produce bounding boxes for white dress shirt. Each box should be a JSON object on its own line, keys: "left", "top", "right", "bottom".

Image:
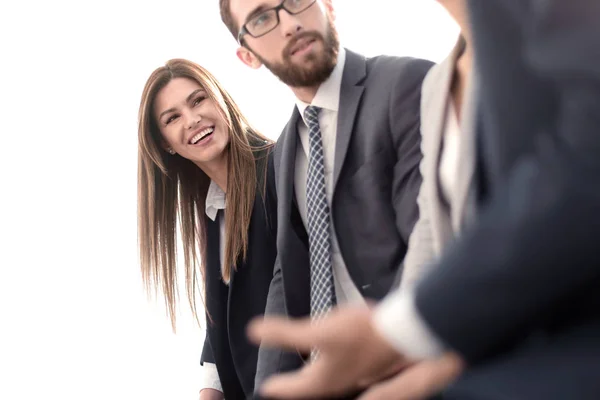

{"left": 199, "top": 180, "right": 225, "bottom": 393}
{"left": 373, "top": 96, "right": 466, "bottom": 360}
{"left": 293, "top": 47, "right": 366, "bottom": 307}
{"left": 438, "top": 100, "right": 462, "bottom": 211}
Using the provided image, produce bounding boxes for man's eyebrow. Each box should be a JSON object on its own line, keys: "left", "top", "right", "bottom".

{"left": 245, "top": 3, "right": 271, "bottom": 23}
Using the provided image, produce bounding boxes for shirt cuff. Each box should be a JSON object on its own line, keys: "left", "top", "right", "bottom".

{"left": 199, "top": 362, "right": 223, "bottom": 393}
{"left": 372, "top": 288, "right": 446, "bottom": 360}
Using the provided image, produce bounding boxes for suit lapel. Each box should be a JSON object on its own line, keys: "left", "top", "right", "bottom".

{"left": 422, "top": 46, "right": 458, "bottom": 253}
{"left": 332, "top": 49, "right": 366, "bottom": 190}
{"left": 226, "top": 220, "right": 236, "bottom": 330}
{"left": 275, "top": 108, "right": 301, "bottom": 223}
{"left": 451, "top": 65, "right": 480, "bottom": 231}
{"left": 204, "top": 213, "right": 228, "bottom": 333}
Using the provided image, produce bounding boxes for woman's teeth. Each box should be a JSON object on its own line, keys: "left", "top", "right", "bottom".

{"left": 190, "top": 127, "right": 214, "bottom": 144}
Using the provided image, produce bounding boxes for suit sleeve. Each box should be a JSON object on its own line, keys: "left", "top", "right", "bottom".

{"left": 199, "top": 337, "right": 223, "bottom": 392}
{"left": 200, "top": 334, "right": 215, "bottom": 364}
{"left": 254, "top": 257, "right": 285, "bottom": 389}
{"left": 413, "top": 0, "right": 600, "bottom": 364}
{"left": 254, "top": 148, "right": 304, "bottom": 391}
{"left": 389, "top": 59, "right": 434, "bottom": 245}
{"left": 254, "top": 256, "right": 304, "bottom": 391}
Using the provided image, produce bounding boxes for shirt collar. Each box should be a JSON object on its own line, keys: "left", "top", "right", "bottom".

{"left": 295, "top": 47, "right": 346, "bottom": 124}
{"left": 205, "top": 180, "right": 226, "bottom": 221}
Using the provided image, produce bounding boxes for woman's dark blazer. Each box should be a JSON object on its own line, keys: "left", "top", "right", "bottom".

{"left": 200, "top": 149, "right": 277, "bottom": 399}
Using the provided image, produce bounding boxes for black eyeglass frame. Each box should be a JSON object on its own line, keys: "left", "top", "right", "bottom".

{"left": 237, "top": 0, "right": 317, "bottom": 44}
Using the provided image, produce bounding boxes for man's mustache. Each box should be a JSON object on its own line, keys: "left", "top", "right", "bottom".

{"left": 283, "top": 31, "right": 323, "bottom": 59}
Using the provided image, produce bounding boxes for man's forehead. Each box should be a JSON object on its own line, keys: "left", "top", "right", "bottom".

{"left": 230, "top": 0, "right": 280, "bottom": 25}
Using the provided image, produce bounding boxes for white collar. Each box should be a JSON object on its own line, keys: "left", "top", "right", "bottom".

{"left": 295, "top": 47, "right": 346, "bottom": 124}
{"left": 205, "top": 180, "right": 226, "bottom": 221}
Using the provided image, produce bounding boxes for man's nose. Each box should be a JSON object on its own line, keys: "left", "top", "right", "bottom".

{"left": 278, "top": 8, "right": 303, "bottom": 38}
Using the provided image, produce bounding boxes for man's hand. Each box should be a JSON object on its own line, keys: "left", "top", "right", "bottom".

{"left": 247, "top": 306, "right": 409, "bottom": 399}
{"left": 358, "top": 352, "right": 464, "bottom": 400}
{"left": 199, "top": 388, "right": 224, "bottom": 400}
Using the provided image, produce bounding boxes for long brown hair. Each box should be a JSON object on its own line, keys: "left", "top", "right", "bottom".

{"left": 137, "top": 59, "right": 273, "bottom": 328}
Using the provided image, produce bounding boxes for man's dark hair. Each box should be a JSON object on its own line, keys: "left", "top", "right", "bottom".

{"left": 219, "top": 0, "right": 239, "bottom": 40}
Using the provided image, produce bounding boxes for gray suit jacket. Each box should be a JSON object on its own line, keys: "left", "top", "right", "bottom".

{"left": 400, "top": 39, "right": 479, "bottom": 291}
{"left": 415, "top": 0, "right": 600, "bottom": 372}
{"left": 255, "top": 49, "right": 433, "bottom": 390}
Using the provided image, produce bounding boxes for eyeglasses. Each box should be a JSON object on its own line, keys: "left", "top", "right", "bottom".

{"left": 238, "top": 0, "right": 317, "bottom": 43}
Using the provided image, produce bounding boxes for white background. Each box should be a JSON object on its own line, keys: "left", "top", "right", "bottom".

{"left": 0, "top": 1, "right": 457, "bottom": 398}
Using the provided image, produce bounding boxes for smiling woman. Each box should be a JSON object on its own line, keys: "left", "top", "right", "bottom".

{"left": 137, "top": 58, "right": 279, "bottom": 399}
{"left": 153, "top": 79, "right": 230, "bottom": 174}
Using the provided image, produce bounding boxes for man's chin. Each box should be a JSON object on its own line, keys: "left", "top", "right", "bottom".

{"left": 287, "top": 62, "right": 318, "bottom": 77}
{"left": 263, "top": 51, "right": 335, "bottom": 87}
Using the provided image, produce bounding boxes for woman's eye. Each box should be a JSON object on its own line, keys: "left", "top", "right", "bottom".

{"left": 165, "top": 115, "right": 178, "bottom": 125}
{"left": 193, "top": 96, "right": 206, "bottom": 106}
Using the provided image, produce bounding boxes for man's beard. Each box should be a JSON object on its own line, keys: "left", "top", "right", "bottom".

{"left": 254, "top": 19, "right": 340, "bottom": 88}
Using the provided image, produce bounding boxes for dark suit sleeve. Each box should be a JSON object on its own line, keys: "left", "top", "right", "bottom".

{"left": 254, "top": 257, "right": 285, "bottom": 386}
{"left": 254, "top": 148, "right": 304, "bottom": 391}
{"left": 200, "top": 335, "right": 215, "bottom": 365}
{"left": 389, "top": 59, "right": 434, "bottom": 243}
{"left": 254, "top": 256, "right": 304, "bottom": 390}
{"left": 414, "top": 0, "right": 600, "bottom": 364}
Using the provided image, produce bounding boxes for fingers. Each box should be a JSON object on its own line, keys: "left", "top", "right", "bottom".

{"left": 357, "top": 353, "right": 464, "bottom": 400}
{"left": 356, "top": 359, "right": 411, "bottom": 389}
{"left": 247, "top": 316, "right": 316, "bottom": 353}
{"left": 259, "top": 362, "right": 329, "bottom": 399}
{"left": 247, "top": 307, "right": 365, "bottom": 351}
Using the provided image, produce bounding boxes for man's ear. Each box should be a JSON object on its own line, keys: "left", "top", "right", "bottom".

{"left": 236, "top": 46, "right": 263, "bottom": 69}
